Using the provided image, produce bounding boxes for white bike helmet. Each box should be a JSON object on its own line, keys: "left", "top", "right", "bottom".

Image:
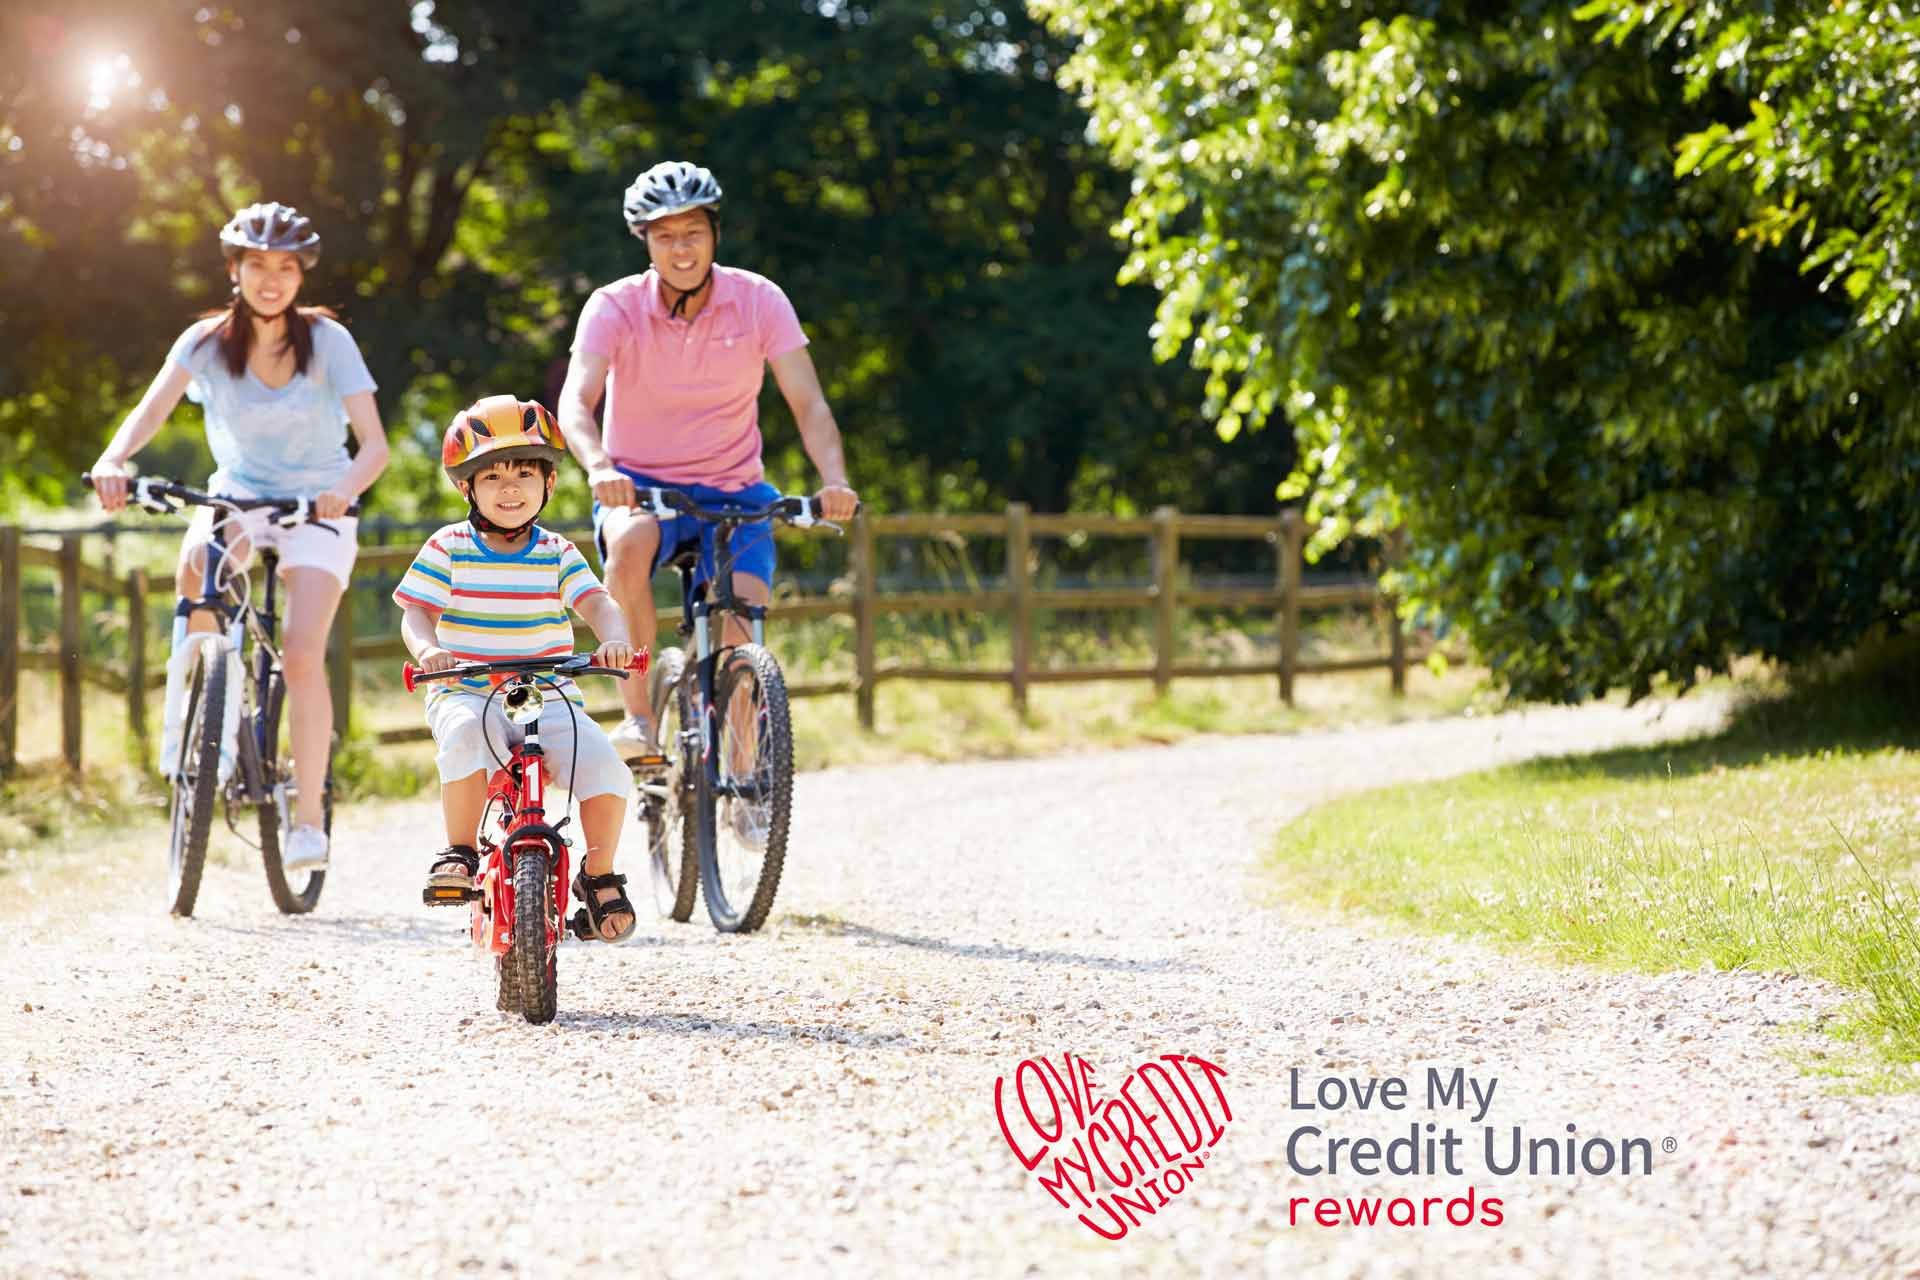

{"left": 219, "top": 202, "right": 321, "bottom": 268}
{"left": 622, "top": 161, "right": 723, "bottom": 229}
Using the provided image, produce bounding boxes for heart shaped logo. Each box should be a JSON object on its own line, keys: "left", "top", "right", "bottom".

{"left": 994, "top": 1052, "right": 1232, "bottom": 1241}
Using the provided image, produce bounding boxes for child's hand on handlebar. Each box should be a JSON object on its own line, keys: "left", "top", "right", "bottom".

{"left": 314, "top": 489, "right": 354, "bottom": 520}
{"left": 417, "top": 646, "right": 461, "bottom": 673}
{"left": 593, "top": 640, "right": 635, "bottom": 669}
{"left": 816, "top": 484, "right": 860, "bottom": 521}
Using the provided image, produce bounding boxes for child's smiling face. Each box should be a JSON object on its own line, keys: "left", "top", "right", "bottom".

{"left": 467, "top": 458, "right": 553, "bottom": 528}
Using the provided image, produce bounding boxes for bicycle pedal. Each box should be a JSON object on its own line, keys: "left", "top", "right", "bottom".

{"left": 422, "top": 885, "right": 480, "bottom": 906}
{"left": 567, "top": 909, "right": 596, "bottom": 942}
{"left": 625, "top": 751, "right": 670, "bottom": 774}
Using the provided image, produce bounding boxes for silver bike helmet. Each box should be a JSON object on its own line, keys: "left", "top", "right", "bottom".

{"left": 219, "top": 202, "right": 321, "bottom": 268}
{"left": 622, "top": 161, "right": 723, "bottom": 229}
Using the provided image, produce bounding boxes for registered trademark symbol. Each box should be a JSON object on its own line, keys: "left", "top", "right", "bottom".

{"left": 1661, "top": 1137, "right": 1678, "bottom": 1154}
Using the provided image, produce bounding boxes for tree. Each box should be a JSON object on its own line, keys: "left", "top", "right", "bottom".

{"left": 2, "top": 1, "right": 1288, "bottom": 524}
{"left": 0, "top": 0, "right": 625, "bottom": 507}
{"left": 1033, "top": 0, "right": 1914, "bottom": 700}
{"left": 493, "top": 1, "right": 1293, "bottom": 517}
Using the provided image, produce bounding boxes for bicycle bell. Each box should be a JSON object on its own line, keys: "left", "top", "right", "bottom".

{"left": 503, "top": 682, "right": 546, "bottom": 725}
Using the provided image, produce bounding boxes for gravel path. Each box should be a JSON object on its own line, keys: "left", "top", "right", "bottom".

{"left": 4, "top": 696, "right": 1917, "bottom": 1278}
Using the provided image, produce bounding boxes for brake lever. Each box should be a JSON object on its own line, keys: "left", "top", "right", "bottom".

{"left": 273, "top": 499, "right": 348, "bottom": 535}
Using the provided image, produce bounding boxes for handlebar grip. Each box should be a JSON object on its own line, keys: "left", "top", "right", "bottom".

{"left": 402, "top": 662, "right": 419, "bottom": 693}
{"left": 81, "top": 473, "right": 96, "bottom": 490}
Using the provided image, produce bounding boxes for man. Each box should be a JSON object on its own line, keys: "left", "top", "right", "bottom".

{"left": 556, "top": 161, "right": 859, "bottom": 757}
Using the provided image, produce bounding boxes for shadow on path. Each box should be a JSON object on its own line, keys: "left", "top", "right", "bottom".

{"left": 776, "top": 914, "right": 1198, "bottom": 973}
{"left": 552, "top": 1006, "right": 916, "bottom": 1049}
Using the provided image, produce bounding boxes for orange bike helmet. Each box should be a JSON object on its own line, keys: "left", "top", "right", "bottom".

{"left": 441, "top": 396, "right": 570, "bottom": 490}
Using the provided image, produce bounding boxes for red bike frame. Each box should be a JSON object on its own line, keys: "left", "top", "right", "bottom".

{"left": 472, "top": 731, "right": 570, "bottom": 956}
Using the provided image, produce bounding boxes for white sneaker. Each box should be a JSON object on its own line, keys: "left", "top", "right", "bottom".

{"left": 283, "top": 825, "right": 330, "bottom": 874}
{"left": 608, "top": 714, "right": 658, "bottom": 758}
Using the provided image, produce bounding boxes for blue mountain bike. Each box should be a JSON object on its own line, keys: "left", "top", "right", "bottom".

{"left": 629, "top": 488, "right": 849, "bottom": 933}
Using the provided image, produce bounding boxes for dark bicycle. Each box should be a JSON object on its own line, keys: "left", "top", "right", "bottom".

{"left": 629, "top": 488, "right": 851, "bottom": 933}
{"left": 85, "top": 473, "right": 358, "bottom": 916}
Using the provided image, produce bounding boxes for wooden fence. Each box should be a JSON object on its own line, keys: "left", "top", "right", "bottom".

{"left": 0, "top": 506, "right": 1420, "bottom": 772}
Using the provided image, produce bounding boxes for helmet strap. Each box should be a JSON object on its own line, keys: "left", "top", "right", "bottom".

{"left": 462, "top": 474, "right": 552, "bottom": 544}
{"left": 664, "top": 267, "right": 713, "bottom": 320}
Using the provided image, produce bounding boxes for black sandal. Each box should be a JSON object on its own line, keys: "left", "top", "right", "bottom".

{"left": 422, "top": 845, "right": 481, "bottom": 906}
{"left": 569, "top": 869, "right": 637, "bottom": 943}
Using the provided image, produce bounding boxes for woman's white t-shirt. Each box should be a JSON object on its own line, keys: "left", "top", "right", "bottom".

{"left": 165, "top": 314, "right": 377, "bottom": 497}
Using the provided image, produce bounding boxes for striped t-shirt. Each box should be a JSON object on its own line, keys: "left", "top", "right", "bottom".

{"left": 391, "top": 523, "right": 607, "bottom": 706}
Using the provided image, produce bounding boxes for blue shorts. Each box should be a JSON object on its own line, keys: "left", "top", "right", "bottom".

{"left": 591, "top": 466, "right": 780, "bottom": 591}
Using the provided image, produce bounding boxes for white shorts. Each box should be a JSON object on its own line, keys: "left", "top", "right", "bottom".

{"left": 425, "top": 692, "right": 633, "bottom": 804}
{"left": 185, "top": 470, "right": 359, "bottom": 587}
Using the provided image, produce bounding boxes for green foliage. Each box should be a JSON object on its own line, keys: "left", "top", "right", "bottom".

{"left": 1034, "top": 0, "right": 1918, "bottom": 701}
{"left": 1, "top": 1, "right": 1290, "bottom": 525}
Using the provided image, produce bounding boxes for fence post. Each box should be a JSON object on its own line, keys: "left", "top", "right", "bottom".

{"left": 853, "top": 511, "right": 877, "bottom": 730}
{"left": 1385, "top": 527, "right": 1408, "bottom": 697}
{"left": 0, "top": 527, "right": 17, "bottom": 777}
{"left": 1007, "top": 502, "right": 1032, "bottom": 716}
{"left": 59, "top": 536, "right": 83, "bottom": 772}
{"left": 1279, "top": 510, "right": 1304, "bottom": 706}
{"left": 1150, "top": 506, "right": 1179, "bottom": 696}
{"left": 127, "top": 567, "right": 150, "bottom": 755}
{"left": 328, "top": 592, "right": 353, "bottom": 738}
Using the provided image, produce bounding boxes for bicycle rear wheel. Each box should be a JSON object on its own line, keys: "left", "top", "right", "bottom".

{"left": 645, "top": 647, "right": 698, "bottom": 922}
{"left": 166, "top": 637, "right": 226, "bottom": 917}
{"left": 697, "top": 644, "right": 792, "bottom": 933}
{"left": 502, "top": 844, "right": 559, "bottom": 1025}
{"left": 256, "top": 675, "right": 329, "bottom": 914}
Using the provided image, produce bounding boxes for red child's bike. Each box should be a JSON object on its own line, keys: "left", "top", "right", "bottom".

{"left": 403, "top": 651, "right": 644, "bottom": 1024}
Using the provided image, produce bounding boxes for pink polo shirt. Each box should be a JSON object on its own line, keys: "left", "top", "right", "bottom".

{"left": 571, "top": 265, "right": 809, "bottom": 490}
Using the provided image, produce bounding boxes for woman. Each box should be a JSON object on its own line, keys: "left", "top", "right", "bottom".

{"left": 91, "top": 202, "right": 390, "bottom": 874}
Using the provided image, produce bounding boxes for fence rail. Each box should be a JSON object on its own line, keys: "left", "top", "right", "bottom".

{"left": 0, "top": 506, "right": 1422, "bottom": 772}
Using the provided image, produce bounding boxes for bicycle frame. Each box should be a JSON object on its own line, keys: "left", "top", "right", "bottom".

{"left": 648, "top": 524, "right": 779, "bottom": 824}
{"left": 100, "top": 474, "right": 356, "bottom": 808}
{"left": 404, "top": 654, "right": 642, "bottom": 958}
{"left": 641, "top": 491, "right": 832, "bottom": 801}
{"left": 471, "top": 685, "right": 573, "bottom": 956}
{"left": 186, "top": 533, "right": 283, "bottom": 805}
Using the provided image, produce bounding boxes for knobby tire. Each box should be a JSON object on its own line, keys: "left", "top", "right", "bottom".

{"left": 167, "top": 637, "right": 226, "bottom": 917}
{"left": 255, "top": 674, "right": 329, "bottom": 914}
{"left": 697, "top": 643, "right": 792, "bottom": 934}
{"left": 504, "top": 846, "right": 558, "bottom": 1025}
{"left": 647, "top": 647, "right": 699, "bottom": 922}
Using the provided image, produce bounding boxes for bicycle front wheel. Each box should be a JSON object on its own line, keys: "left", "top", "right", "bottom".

{"left": 697, "top": 644, "right": 792, "bottom": 933}
{"left": 645, "top": 647, "right": 698, "bottom": 922}
{"left": 502, "top": 844, "right": 559, "bottom": 1025}
{"left": 166, "top": 636, "right": 227, "bottom": 917}
{"left": 255, "top": 675, "right": 329, "bottom": 915}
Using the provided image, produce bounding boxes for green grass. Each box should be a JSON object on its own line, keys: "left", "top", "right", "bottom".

{"left": 1268, "top": 638, "right": 1920, "bottom": 1068}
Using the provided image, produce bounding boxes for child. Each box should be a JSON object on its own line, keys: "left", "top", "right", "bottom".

{"left": 392, "top": 395, "right": 638, "bottom": 943}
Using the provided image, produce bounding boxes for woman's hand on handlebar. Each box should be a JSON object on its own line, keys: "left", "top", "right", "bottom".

{"left": 314, "top": 489, "right": 354, "bottom": 520}
{"left": 89, "top": 460, "right": 133, "bottom": 514}
{"left": 588, "top": 466, "right": 637, "bottom": 512}
{"left": 816, "top": 483, "right": 860, "bottom": 522}
{"left": 417, "top": 646, "right": 461, "bottom": 674}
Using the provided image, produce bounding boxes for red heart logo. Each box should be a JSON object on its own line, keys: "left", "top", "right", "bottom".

{"left": 994, "top": 1052, "right": 1232, "bottom": 1241}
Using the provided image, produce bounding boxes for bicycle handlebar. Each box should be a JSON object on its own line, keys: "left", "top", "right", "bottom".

{"left": 626, "top": 487, "right": 861, "bottom": 531}
{"left": 82, "top": 473, "right": 362, "bottom": 528}
{"left": 402, "top": 651, "right": 647, "bottom": 694}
